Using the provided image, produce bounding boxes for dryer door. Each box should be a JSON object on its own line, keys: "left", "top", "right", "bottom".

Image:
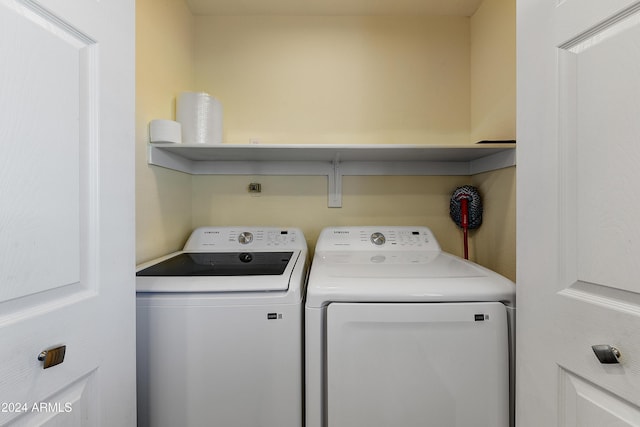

{"left": 326, "top": 302, "right": 509, "bottom": 427}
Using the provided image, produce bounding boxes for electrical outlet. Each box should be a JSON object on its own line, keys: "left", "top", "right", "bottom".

{"left": 248, "top": 183, "right": 262, "bottom": 194}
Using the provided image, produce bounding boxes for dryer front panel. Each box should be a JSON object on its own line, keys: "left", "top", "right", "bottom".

{"left": 326, "top": 302, "right": 509, "bottom": 427}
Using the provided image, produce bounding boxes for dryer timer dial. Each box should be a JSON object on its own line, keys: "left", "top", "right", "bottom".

{"left": 238, "top": 232, "right": 254, "bottom": 244}
{"left": 370, "top": 232, "right": 386, "bottom": 246}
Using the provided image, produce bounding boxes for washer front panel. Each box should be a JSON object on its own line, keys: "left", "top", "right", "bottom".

{"left": 137, "top": 294, "right": 303, "bottom": 427}
{"left": 326, "top": 302, "right": 509, "bottom": 427}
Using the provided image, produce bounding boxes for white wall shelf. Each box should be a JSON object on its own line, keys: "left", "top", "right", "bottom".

{"left": 148, "top": 143, "right": 516, "bottom": 207}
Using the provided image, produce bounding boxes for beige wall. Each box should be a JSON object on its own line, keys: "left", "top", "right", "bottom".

{"left": 190, "top": 14, "right": 479, "bottom": 259}
{"left": 469, "top": 0, "right": 516, "bottom": 280}
{"left": 192, "top": 174, "right": 475, "bottom": 257}
{"left": 194, "top": 16, "right": 470, "bottom": 145}
{"left": 136, "top": 0, "right": 196, "bottom": 263}
{"left": 136, "top": 2, "right": 516, "bottom": 280}
{"left": 470, "top": 0, "right": 516, "bottom": 142}
{"left": 471, "top": 167, "right": 516, "bottom": 281}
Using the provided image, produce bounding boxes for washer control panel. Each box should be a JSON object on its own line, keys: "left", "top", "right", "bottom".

{"left": 316, "top": 226, "right": 441, "bottom": 251}
{"left": 184, "top": 227, "right": 305, "bottom": 250}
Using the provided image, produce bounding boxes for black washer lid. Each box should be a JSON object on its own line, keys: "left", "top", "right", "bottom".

{"left": 136, "top": 252, "right": 293, "bottom": 277}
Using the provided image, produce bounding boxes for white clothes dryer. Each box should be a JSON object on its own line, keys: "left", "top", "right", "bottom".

{"left": 136, "top": 227, "right": 308, "bottom": 427}
{"left": 305, "top": 226, "right": 515, "bottom": 427}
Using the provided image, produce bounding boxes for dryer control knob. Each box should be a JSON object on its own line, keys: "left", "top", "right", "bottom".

{"left": 238, "top": 232, "right": 254, "bottom": 244}
{"left": 370, "top": 232, "right": 386, "bottom": 246}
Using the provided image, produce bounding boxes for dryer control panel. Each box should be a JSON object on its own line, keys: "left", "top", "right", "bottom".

{"left": 316, "top": 226, "right": 441, "bottom": 251}
{"left": 184, "top": 227, "right": 306, "bottom": 251}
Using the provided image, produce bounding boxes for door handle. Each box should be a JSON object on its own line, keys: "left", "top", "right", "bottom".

{"left": 591, "top": 344, "right": 621, "bottom": 364}
{"left": 37, "top": 345, "right": 66, "bottom": 369}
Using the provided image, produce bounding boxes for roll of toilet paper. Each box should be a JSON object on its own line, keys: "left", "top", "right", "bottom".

{"left": 176, "top": 92, "right": 223, "bottom": 145}
{"left": 149, "top": 119, "right": 182, "bottom": 144}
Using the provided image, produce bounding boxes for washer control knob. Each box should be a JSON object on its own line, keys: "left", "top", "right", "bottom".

{"left": 238, "top": 232, "right": 253, "bottom": 244}
{"left": 370, "top": 232, "right": 386, "bottom": 246}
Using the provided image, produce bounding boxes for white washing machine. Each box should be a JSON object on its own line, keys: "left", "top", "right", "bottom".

{"left": 136, "top": 227, "right": 308, "bottom": 427}
{"left": 305, "top": 226, "right": 516, "bottom": 427}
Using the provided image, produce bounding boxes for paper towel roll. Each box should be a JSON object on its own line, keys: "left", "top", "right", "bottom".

{"left": 176, "top": 92, "right": 223, "bottom": 145}
{"left": 149, "top": 119, "right": 182, "bottom": 143}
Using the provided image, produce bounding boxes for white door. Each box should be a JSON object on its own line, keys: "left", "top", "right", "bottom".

{"left": 517, "top": 0, "right": 640, "bottom": 425}
{"left": 0, "top": 0, "right": 135, "bottom": 425}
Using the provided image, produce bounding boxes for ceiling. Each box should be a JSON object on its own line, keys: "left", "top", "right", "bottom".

{"left": 186, "top": 0, "right": 484, "bottom": 16}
